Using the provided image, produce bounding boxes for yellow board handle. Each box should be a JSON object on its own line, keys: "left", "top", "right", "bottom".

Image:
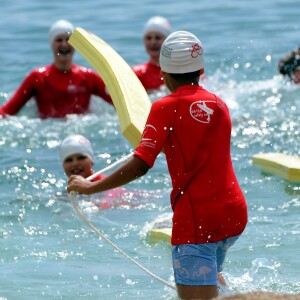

{"left": 68, "top": 27, "right": 152, "bottom": 148}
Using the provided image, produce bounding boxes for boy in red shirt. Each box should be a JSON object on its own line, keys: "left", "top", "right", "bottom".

{"left": 67, "top": 31, "right": 248, "bottom": 300}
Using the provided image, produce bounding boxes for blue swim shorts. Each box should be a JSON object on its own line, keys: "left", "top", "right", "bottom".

{"left": 172, "top": 235, "right": 240, "bottom": 286}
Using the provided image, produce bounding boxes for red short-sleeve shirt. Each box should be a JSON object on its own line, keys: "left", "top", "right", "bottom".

{"left": 0, "top": 64, "right": 112, "bottom": 118}
{"left": 135, "top": 85, "right": 247, "bottom": 245}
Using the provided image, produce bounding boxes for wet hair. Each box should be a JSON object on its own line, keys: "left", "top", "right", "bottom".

{"left": 169, "top": 70, "right": 200, "bottom": 81}
{"left": 278, "top": 48, "right": 300, "bottom": 78}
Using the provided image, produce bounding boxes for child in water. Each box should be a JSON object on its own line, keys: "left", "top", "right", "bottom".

{"left": 67, "top": 31, "right": 248, "bottom": 299}
{"left": 60, "top": 134, "right": 129, "bottom": 209}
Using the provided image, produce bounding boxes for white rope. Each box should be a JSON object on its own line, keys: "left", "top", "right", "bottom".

{"left": 86, "top": 152, "right": 134, "bottom": 181}
{"left": 68, "top": 152, "right": 176, "bottom": 291}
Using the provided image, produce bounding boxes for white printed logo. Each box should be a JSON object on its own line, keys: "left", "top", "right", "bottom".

{"left": 190, "top": 100, "right": 214, "bottom": 123}
{"left": 140, "top": 124, "right": 157, "bottom": 149}
{"left": 141, "top": 125, "right": 157, "bottom": 141}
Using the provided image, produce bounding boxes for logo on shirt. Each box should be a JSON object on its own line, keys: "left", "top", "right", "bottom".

{"left": 141, "top": 124, "right": 157, "bottom": 149}
{"left": 190, "top": 100, "right": 214, "bottom": 123}
{"left": 67, "top": 84, "right": 86, "bottom": 93}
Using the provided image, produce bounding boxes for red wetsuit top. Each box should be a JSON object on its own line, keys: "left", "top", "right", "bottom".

{"left": 134, "top": 85, "right": 248, "bottom": 245}
{"left": 91, "top": 173, "right": 127, "bottom": 209}
{"left": 0, "top": 64, "right": 113, "bottom": 118}
{"left": 132, "top": 61, "right": 164, "bottom": 90}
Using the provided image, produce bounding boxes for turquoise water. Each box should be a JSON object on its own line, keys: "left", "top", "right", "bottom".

{"left": 0, "top": 0, "right": 299, "bottom": 299}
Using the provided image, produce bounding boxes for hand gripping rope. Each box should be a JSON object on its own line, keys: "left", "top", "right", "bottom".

{"left": 68, "top": 152, "right": 176, "bottom": 291}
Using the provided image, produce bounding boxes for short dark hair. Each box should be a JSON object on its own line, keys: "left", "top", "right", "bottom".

{"left": 169, "top": 70, "right": 200, "bottom": 81}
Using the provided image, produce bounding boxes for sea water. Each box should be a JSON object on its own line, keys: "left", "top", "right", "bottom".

{"left": 0, "top": 0, "right": 299, "bottom": 299}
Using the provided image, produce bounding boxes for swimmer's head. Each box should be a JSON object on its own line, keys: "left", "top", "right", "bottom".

{"left": 49, "top": 19, "right": 74, "bottom": 45}
{"left": 144, "top": 16, "right": 172, "bottom": 38}
{"left": 59, "top": 134, "right": 94, "bottom": 164}
{"left": 160, "top": 30, "right": 204, "bottom": 74}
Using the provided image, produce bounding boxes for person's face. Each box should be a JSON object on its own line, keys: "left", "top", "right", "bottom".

{"left": 292, "top": 69, "right": 300, "bottom": 84}
{"left": 144, "top": 32, "right": 166, "bottom": 61}
{"left": 51, "top": 33, "right": 75, "bottom": 64}
{"left": 63, "top": 153, "right": 93, "bottom": 178}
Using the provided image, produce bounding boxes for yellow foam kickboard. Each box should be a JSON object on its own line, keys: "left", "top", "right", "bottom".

{"left": 252, "top": 152, "right": 300, "bottom": 182}
{"left": 68, "top": 27, "right": 152, "bottom": 148}
{"left": 148, "top": 228, "right": 172, "bottom": 244}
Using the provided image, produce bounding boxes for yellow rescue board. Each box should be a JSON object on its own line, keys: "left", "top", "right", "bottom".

{"left": 147, "top": 228, "right": 172, "bottom": 244}
{"left": 252, "top": 152, "right": 300, "bottom": 182}
{"left": 68, "top": 27, "right": 152, "bottom": 148}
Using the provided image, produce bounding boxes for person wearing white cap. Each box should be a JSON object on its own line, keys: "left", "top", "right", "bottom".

{"left": 67, "top": 31, "right": 248, "bottom": 300}
{"left": 60, "top": 134, "right": 101, "bottom": 179}
{"left": 132, "top": 16, "right": 172, "bottom": 91}
{"left": 0, "top": 19, "right": 113, "bottom": 119}
{"left": 60, "top": 134, "right": 135, "bottom": 209}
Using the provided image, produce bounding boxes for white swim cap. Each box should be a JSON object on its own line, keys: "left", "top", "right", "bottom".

{"left": 49, "top": 19, "right": 74, "bottom": 45}
{"left": 60, "top": 135, "right": 94, "bottom": 164}
{"left": 160, "top": 31, "right": 204, "bottom": 74}
{"left": 144, "top": 16, "right": 172, "bottom": 37}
